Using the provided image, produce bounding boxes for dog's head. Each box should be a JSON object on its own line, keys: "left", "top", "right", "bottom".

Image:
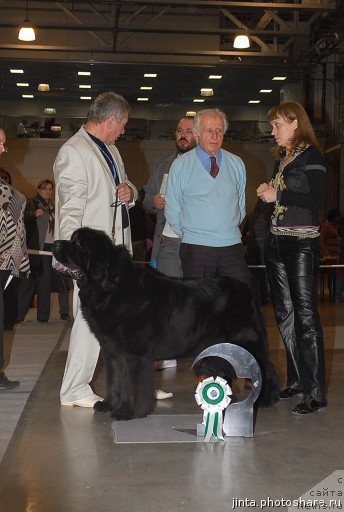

{"left": 53, "top": 227, "right": 132, "bottom": 289}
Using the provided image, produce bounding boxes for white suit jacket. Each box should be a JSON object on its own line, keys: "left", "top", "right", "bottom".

{"left": 53, "top": 126, "right": 137, "bottom": 252}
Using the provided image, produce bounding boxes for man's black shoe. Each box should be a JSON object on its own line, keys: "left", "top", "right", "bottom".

{"left": 278, "top": 387, "right": 302, "bottom": 399}
{"left": 0, "top": 373, "right": 20, "bottom": 391}
{"left": 291, "top": 395, "right": 327, "bottom": 415}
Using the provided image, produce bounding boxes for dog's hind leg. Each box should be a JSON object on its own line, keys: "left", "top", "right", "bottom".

{"left": 132, "top": 356, "right": 155, "bottom": 419}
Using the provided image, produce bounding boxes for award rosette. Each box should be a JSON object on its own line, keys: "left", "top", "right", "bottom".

{"left": 195, "top": 376, "right": 232, "bottom": 441}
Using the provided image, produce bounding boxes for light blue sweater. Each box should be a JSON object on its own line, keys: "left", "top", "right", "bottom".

{"left": 165, "top": 147, "right": 246, "bottom": 247}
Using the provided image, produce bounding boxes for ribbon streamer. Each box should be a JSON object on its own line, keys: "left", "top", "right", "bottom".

{"left": 195, "top": 376, "right": 232, "bottom": 441}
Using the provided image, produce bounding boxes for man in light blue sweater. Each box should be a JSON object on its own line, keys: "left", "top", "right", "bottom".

{"left": 165, "top": 108, "right": 251, "bottom": 284}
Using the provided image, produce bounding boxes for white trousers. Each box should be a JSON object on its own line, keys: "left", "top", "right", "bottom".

{"left": 60, "top": 284, "right": 100, "bottom": 402}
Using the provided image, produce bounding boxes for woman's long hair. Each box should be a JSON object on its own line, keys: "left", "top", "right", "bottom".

{"left": 267, "top": 101, "right": 320, "bottom": 159}
{"left": 36, "top": 179, "right": 54, "bottom": 233}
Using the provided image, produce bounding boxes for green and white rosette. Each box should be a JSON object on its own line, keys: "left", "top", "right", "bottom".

{"left": 195, "top": 376, "right": 232, "bottom": 441}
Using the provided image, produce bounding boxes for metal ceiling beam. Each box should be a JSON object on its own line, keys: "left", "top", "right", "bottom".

{"left": 0, "top": 23, "right": 324, "bottom": 38}
{"left": 0, "top": 43, "right": 287, "bottom": 58}
{"left": 4, "top": 0, "right": 336, "bottom": 10}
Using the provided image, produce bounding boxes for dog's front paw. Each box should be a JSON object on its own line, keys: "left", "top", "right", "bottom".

{"left": 109, "top": 405, "right": 135, "bottom": 421}
{"left": 93, "top": 400, "right": 111, "bottom": 413}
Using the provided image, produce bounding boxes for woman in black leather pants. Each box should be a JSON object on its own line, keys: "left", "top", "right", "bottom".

{"left": 257, "top": 101, "right": 327, "bottom": 415}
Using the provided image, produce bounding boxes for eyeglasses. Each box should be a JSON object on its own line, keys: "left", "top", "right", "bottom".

{"left": 0, "top": 141, "right": 8, "bottom": 152}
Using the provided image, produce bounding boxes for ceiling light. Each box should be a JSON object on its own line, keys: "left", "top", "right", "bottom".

{"left": 18, "top": 25, "right": 36, "bottom": 41}
{"left": 144, "top": 73, "right": 157, "bottom": 78}
{"left": 51, "top": 125, "right": 61, "bottom": 132}
{"left": 79, "top": 85, "right": 91, "bottom": 89}
{"left": 209, "top": 75, "right": 222, "bottom": 80}
{"left": 248, "top": 100, "right": 260, "bottom": 104}
{"left": 44, "top": 107, "right": 56, "bottom": 114}
{"left": 137, "top": 97, "right": 149, "bottom": 101}
{"left": 186, "top": 111, "right": 196, "bottom": 116}
{"left": 80, "top": 96, "right": 92, "bottom": 100}
{"left": 18, "top": 1, "right": 36, "bottom": 41}
{"left": 78, "top": 71, "right": 91, "bottom": 76}
{"left": 10, "top": 69, "right": 24, "bottom": 74}
{"left": 233, "top": 35, "right": 250, "bottom": 49}
{"left": 140, "top": 86, "right": 152, "bottom": 90}
{"left": 272, "top": 76, "right": 287, "bottom": 81}
{"left": 16, "top": 83, "right": 29, "bottom": 87}
{"left": 22, "top": 94, "right": 34, "bottom": 98}
{"left": 260, "top": 89, "right": 272, "bottom": 93}
{"left": 38, "top": 83, "right": 49, "bottom": 92}
{"left": 201, "top": 88, "right": 214, "bottom": 97}
{"left": 193, "top": 99, "right": 205, "bottom": 103}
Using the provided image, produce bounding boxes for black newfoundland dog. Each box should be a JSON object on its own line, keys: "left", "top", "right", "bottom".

{"left": 53, "top": 228, "right": 279, "bottom": 420}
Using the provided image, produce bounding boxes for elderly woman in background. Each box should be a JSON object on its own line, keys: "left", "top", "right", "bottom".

{"left": 0, "top": 128, "right": 30, "bottom": 391}
{"left": 257, "top": 101, "right": 327, "bottom": 415}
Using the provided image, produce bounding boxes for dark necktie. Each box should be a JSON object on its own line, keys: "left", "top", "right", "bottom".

{"left": 210, "top": 156, "right": 219, "bottom": 178}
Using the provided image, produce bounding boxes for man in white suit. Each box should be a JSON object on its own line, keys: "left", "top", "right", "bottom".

{"left": 54, "top": 92, "right": 138, "bottom": 408}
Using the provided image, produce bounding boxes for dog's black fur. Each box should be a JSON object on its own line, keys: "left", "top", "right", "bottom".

{"left": 53, "top": 228, "right": 279, "bottom": 420}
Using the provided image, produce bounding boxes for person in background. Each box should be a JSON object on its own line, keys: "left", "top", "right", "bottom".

{"left": 0, "top": 167, "right": 12, "bottom": 184}
{"left": 320, "top": 208, "right": 340, "bottom": 300}
{"left": 257, "top": 101, "right": 327, "bottom": 415}
{"left": 129, "top": 188, "right": 149, "bottom": 263}
{"left": 0, "top": 168, "right": 22, "bottom": 330}
{"left": 241, "top": 200, "right": 270, "bottom": 306}
{"left": 320, "top": 208, "right": 340, "bottom": 258}
{"left": 143, "top": 116, "right": 196, "bottom": 373}
{"left": 16, "top": 119, "right": 32, "bottom": 138}
{"left": 17, "top": 179, "right": 56, "bottom": 323}
{"left": 53, "top": 92, "right": 138, "bottom": 409}
{"left": 0, "top": 127, "right": 30, "bottom": 391}
{"left": 335, "top": 216, "right": 344, "bottom": 302}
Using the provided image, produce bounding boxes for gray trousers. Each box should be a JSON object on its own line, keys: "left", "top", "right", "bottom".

{"left": 156, "top": 237, "right": 182, "bottom": 278}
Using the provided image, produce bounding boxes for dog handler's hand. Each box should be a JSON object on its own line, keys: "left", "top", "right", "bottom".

{"left": 117, "top": 183, "right": 133, "bottom": 204}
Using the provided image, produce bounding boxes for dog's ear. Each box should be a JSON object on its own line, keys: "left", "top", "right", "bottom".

{"left": 97, "top": 244, "right": 133, "bottom": 292}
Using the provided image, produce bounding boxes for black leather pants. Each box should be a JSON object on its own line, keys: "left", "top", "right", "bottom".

{"left": 265, "top": 233, "right": 326, "bottom": 402}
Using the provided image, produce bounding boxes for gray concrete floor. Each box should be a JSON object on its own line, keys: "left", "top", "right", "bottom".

{"left": 0, "top": 293, "right": 343, "bottom": 512}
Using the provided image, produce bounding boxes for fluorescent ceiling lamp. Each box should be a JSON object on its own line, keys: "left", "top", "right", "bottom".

{"left": 44, "top": 107, "right": 56, "bottom": 114}
{"left": 38, "top": 83, "right": 49, "bottom": 92}
{"left": 186, "top": 111, "right": 196, "bottom": 116}
{"left": 140, "top": 86, "right": 152, "bottom": 90}
{"left": 80, "top": 96, "right": 91, "bottom": 100}
{"left": 79, "top": 85, "right": 91, "bottom": 89}
{"left": 260, "top": 89, "right": 272, "bottom": 93}
{"left": 137, "top": 97, "right": 148, "bottom": 101}
{"left": 233, "top": 35, "right": 250, "bottom": 49}
{"left": 201, "top": 88, "right": 214, "bottom": 96}
{"left": 16, "top": 83, "right": 29, "bottom": 87}
{"left": 144, "top": 73, "right": 157, "bottom": 78}
{"left": 78, "top": 71, "right": 91, "bottom": 76}
{"left": 193, "top": 99, "right": 205, "bottom": 103}
{"left": 209, "top": 75, "right": 222, "bottom": 80}
{"left": 22, "top": 94, "right": 34, "bottom": 98}
{"left": 272, "top": 76, "right": 287, "bottom": 81}
{"left": 10, "top": 69, "right": 24, "bottom": 74}
{"left": 248, "top": 100, "right": 260, "bottom": 104}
